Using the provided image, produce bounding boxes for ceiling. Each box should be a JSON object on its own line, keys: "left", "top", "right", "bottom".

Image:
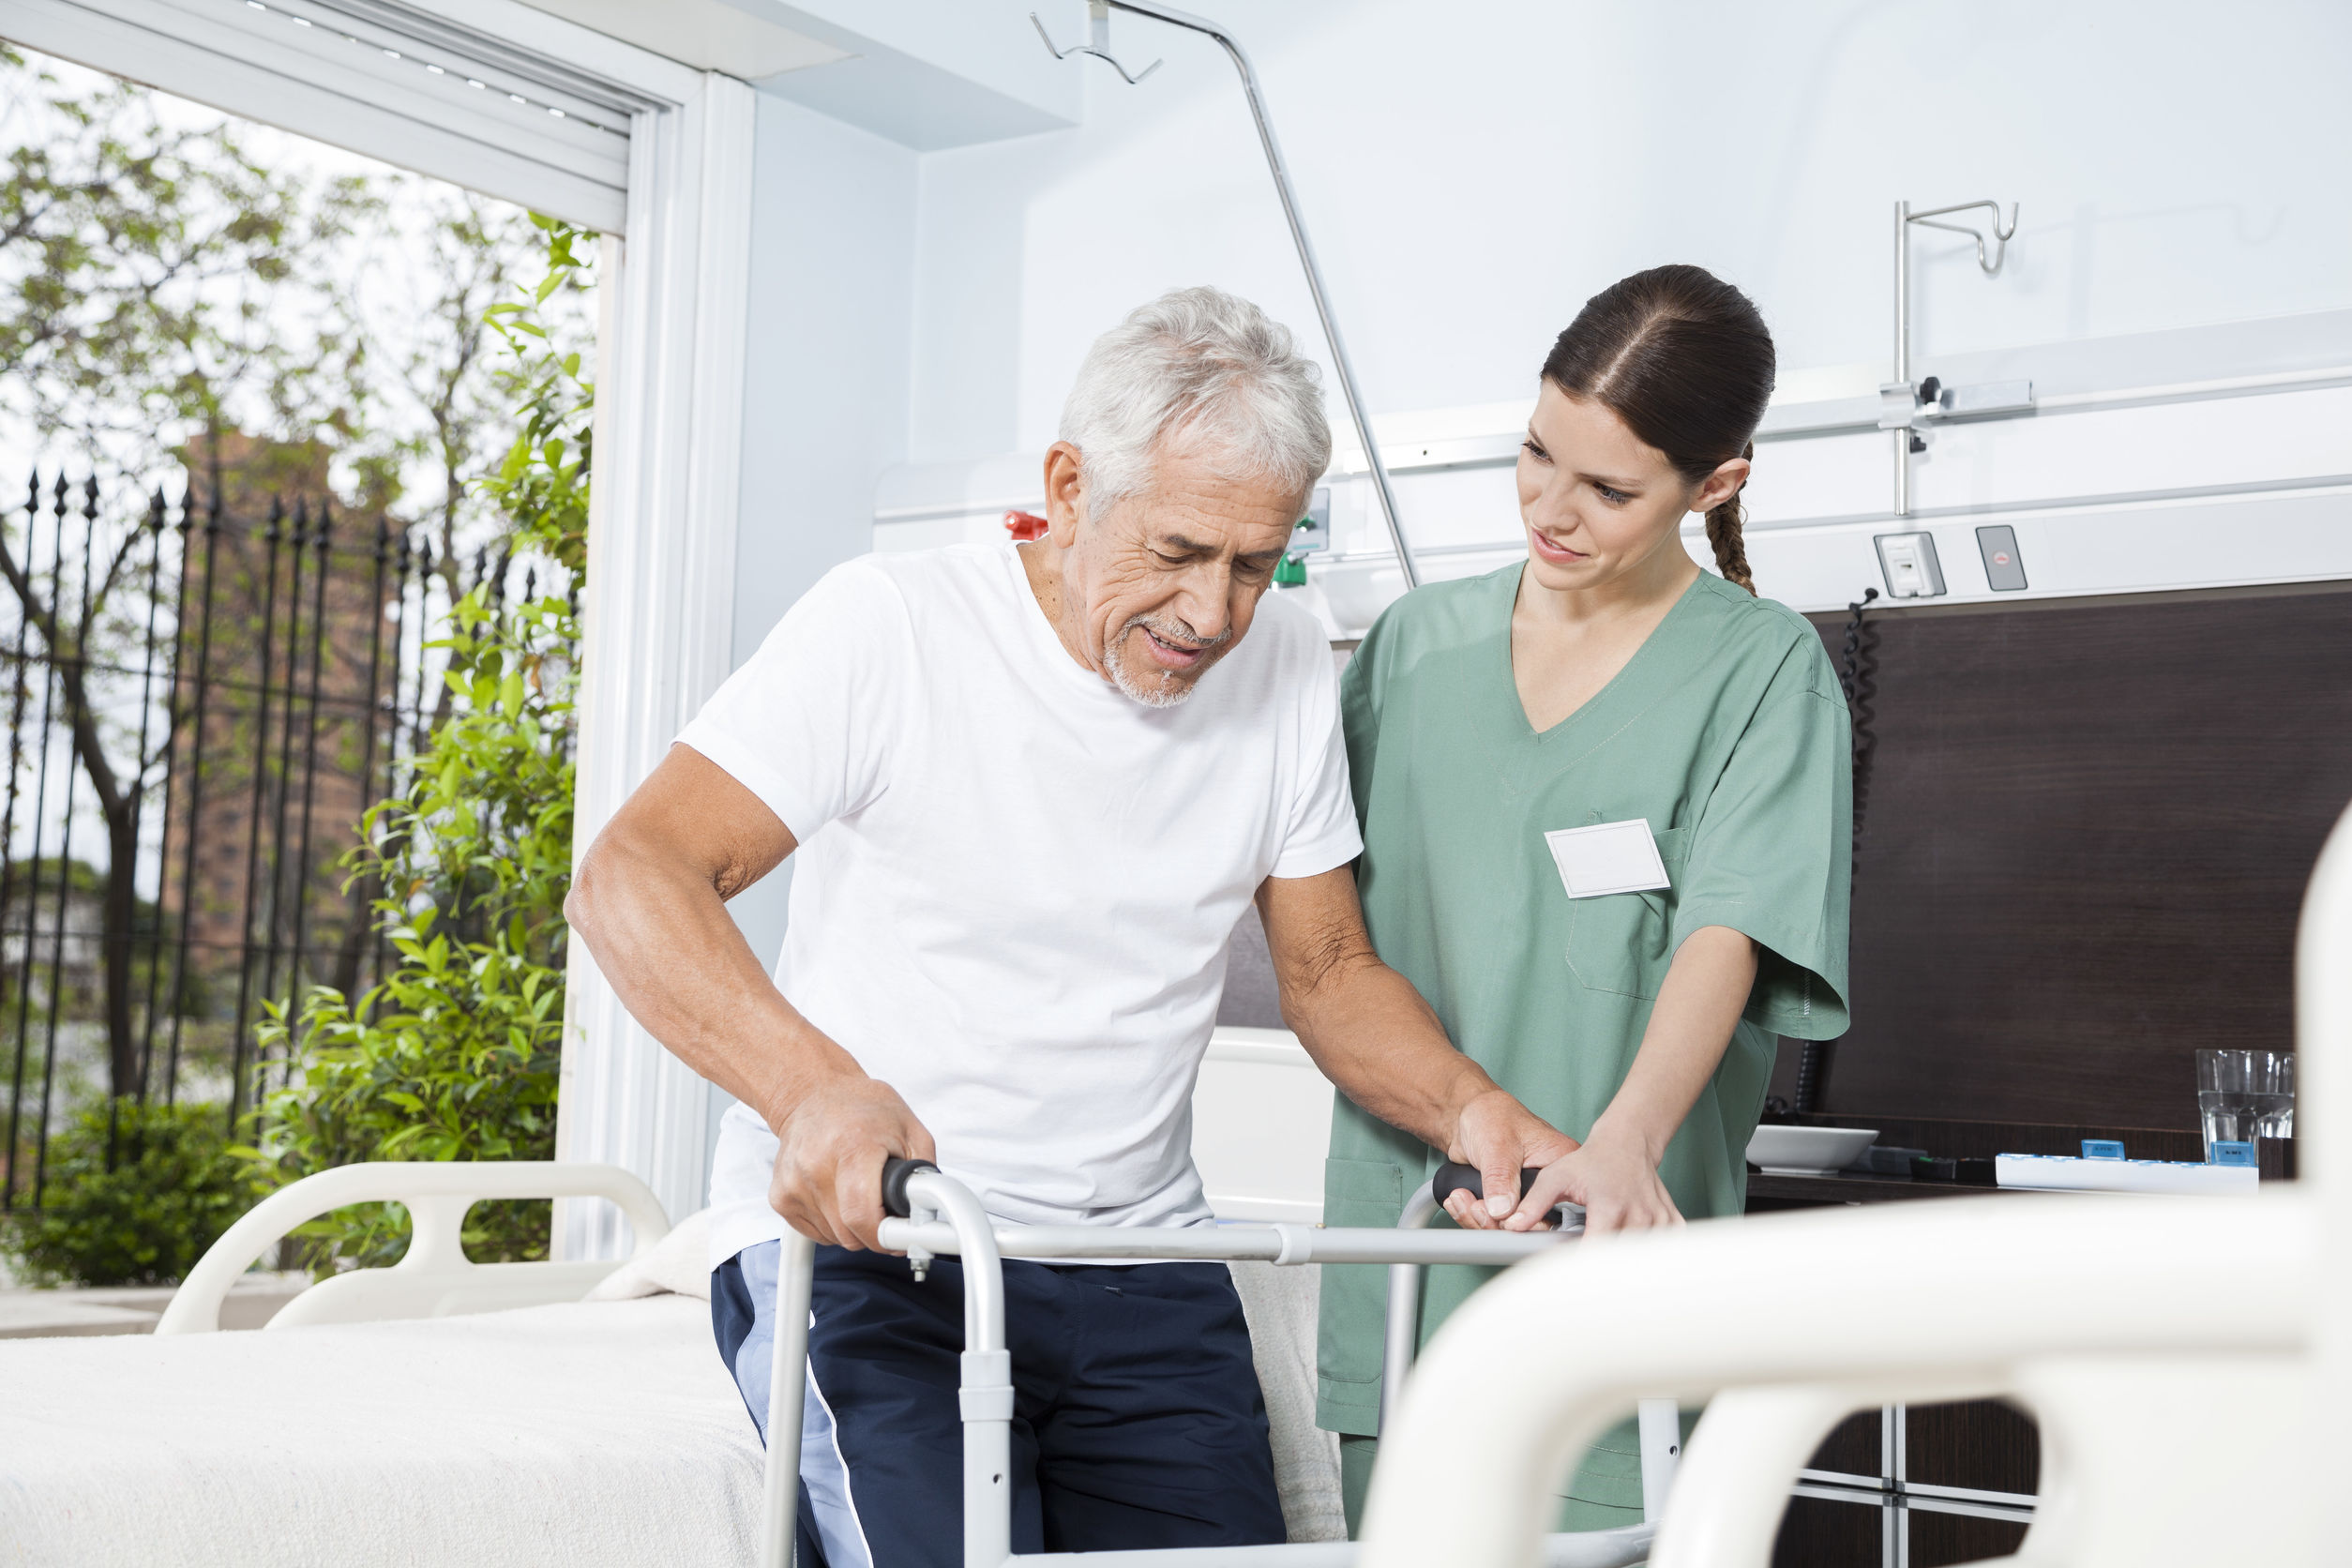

{"left": 511, "top": 0, "right": 848, "bottom": 78}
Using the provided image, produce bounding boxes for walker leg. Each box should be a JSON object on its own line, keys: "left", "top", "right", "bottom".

{"left": 761, "top": 1231, "right": 819, "bottom": 1568}
{"left": 1636, "top": 1396, "right": 1681, "bottom": 1523}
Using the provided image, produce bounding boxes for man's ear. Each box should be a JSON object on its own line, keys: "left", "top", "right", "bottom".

{"left": 1043, "top": 443, "right": 1087, "bottom": 545}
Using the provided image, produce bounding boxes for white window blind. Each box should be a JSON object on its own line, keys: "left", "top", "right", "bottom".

{"left": 0, "top": 0, "right": 683, "bottom": 230}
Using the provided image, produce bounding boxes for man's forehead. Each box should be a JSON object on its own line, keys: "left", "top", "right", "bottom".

{"left": 1148, "top": 520, "right": 1292, "bottom": 556}
{"left": 1126, "top": 479, "right": 1299, "bottom": 547}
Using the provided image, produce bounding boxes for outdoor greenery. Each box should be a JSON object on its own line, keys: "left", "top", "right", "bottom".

{"left": 0, "top": 45, "right": 582, "bottom": 1117}
{"left": 244, "top": 219, "right": 592, "bottom": 1271}
{"left": 1, "top": 1097, "right": 264, "bottom": 1286}
{"left": 0, "top": 43, "right": 596, "bottom": 1285}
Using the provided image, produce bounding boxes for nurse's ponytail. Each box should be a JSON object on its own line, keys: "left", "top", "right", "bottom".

{"left": 1703, "top": 444, "right": 1756, "bottom": 594}
{"left": 1543, "top": 265, "right": 1775, "bottom": 596}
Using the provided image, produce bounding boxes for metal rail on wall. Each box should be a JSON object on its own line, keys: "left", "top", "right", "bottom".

{"left": 1033, "top": 0, "right": 1423, "bottom": 587}
{"left": 1884, "top": 199, "right": 2024, "bottom": 518}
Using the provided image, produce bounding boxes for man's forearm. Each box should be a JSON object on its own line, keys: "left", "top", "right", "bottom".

{"left": 1280, "top": 951, "right": 1501, "bottom": 1152}
{"left": 567, "top": 826, "right": 860, "bottom": 1128}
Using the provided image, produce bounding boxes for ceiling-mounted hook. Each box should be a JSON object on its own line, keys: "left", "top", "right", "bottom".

{"left": 1906, "top": 199, "right": 2021, "bottom": 276}
{"left": 1031, "top": 2, "right": 1162, "bottom": 85}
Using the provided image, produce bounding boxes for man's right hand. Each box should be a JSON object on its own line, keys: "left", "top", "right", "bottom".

{"left": 767, "top": 1074, "right": 938, "bottom": 1251}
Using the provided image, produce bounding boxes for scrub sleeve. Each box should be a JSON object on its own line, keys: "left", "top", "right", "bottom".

{"left": 1316, "top": 566, "right": 1853, "bottom": 1531}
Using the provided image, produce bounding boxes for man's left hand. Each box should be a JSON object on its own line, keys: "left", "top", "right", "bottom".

{"left": 1441, "top": 1088, "right": 1580, "bottom": 1230}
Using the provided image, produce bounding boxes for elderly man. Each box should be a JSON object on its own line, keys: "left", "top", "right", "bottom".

{"left": 567, "top": 287, "right": 1572, "bottom": 1564}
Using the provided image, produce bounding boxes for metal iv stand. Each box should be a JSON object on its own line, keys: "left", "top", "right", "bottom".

{"left": 1884, "top": 199, "right": 2019, "bottom": 517}
{"left": 1033, "top": 1, "right": 1423, "bottom": 588}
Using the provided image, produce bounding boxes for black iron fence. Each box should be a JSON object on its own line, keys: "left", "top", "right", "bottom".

{"left": 0, "top": 464, "right": 465, "bottom": 1209}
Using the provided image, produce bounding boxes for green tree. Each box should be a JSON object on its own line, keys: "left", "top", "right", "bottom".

{"left": 246, "top": 219, "right": 591, "bottom": 1269}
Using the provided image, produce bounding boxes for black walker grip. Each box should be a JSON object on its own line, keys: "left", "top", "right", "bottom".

{"left": 1431, "top": 1161, "right": 1542, "bottom": 1209}
{"left": 881, "top": 1156, "right": 940, "bottom": 1219}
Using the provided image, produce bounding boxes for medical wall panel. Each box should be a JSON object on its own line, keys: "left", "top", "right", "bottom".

{"left": 1798, "top": 581, "right": 2352, "bottom": 1131}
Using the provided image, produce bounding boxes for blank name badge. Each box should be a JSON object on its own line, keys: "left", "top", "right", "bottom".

{"left": 1545, "top": 819, "right": 1671, "bottom": 898}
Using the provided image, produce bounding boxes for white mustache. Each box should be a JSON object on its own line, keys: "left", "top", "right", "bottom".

{"left": 1122, "top": 613, "right": 1229, "bottom": 654}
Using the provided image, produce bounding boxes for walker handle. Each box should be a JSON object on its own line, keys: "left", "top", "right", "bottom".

{"left": 1431, "top": 1161, "right": 1542, "bottom": 1209}
{"left": 881, "top": 1156, "right": 941, "bottom": 1219}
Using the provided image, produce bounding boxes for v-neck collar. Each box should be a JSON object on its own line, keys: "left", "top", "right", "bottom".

{"left": 1498, "top": 565, "right": 1708, "bottom": 743}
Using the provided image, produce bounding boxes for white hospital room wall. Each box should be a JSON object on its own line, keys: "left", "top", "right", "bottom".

{"left": 716, "top": 88, "right": 918, "bottom": 1011}
{"left": 873, "top": 0, "right": 2352, "bottom": 619}
{"left": 901, "top": 0, "right": 2352, "bottom": 461}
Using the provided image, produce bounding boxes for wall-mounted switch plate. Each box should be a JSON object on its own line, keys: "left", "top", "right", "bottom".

{"left": 1874, "top": 531, "right": 1946, "bottom": 598}
{"left": 1976, "top": 524, "right": 2028, "bottom": 591}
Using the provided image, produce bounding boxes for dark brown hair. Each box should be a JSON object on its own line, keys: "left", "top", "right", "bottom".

{"left": 1541, "top": 264, "right": 1776, "bottom": 593}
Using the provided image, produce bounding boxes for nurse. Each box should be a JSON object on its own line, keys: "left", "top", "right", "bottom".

{"left": 1316, "top": 264, "right": 1852, "bottom": 1529}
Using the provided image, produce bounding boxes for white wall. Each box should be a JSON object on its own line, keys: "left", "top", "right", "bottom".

{"left": 733, "top": 91, "right": 919, "bottom": 667}
{"left": 875, "top": 0, "right": 2352, "bottom": 620}
{"left": 706, "top": 88, "right": 918, "bottom": 1168}
{"left": 906, "top": 0, "right": 2352, "bottom": 462}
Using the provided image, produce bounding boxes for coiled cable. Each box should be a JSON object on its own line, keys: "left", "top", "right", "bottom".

{"left": 1794, "top": 588, "right": 1880, "bottom": 1115}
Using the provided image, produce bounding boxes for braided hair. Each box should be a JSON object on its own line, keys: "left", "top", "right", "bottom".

{"left": 1540, "top": 265, "right": 1775, "bottom": 594}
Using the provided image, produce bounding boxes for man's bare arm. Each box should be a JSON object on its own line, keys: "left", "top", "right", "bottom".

{"left": 1256, "top": 866, "right": 1577, "bottom": 1224}
{"left": 565, "top": 745, "right": 933, "bottom": 1249}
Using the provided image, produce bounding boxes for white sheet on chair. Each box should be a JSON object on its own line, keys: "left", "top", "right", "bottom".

{"left": 0, "top": 1293, "right": 761, "bottom": 1568}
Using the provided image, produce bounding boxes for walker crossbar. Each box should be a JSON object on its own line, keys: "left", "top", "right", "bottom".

{"left": 758, "top": 1163, "right": 1666, "bottom": 1568}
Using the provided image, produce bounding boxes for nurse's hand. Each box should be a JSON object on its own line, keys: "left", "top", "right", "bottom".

{"left": 768, "top": 1074, "right": 939, "bottom": 1252}
{"left": 1504, "top": 1132, "right": 1686, "bottom": 1236}
{"left": 1440, "top": 1088, "right": 1581, "bottom": 1230}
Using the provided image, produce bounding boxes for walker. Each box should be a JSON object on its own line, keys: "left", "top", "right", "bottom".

{"left": 757, "top": 1160, "right": 1676, "bottom": 1567}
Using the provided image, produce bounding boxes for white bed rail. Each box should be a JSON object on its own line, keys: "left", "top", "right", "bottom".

{"left": 155, "top": 1160, "right": 671, "bottom": 1335}
{"left": 1357, "top": 1191, "right": 2311, "bottom": 1567}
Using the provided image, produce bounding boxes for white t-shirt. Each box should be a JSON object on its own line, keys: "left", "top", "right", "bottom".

{"left": 679, "top": 541, "right": 1362, "bottom": 1265}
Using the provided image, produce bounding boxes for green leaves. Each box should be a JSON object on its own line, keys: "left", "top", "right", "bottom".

{"left": 0, "top": 1099, "right": 267, "bottom": 1288}
{"left": 240, "top": 219, "right": 594, "bottom": 1274}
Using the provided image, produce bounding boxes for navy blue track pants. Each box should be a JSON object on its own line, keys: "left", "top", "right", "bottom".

{"left": 712, "top": 1240, "right": 1285, "bottom": 1568}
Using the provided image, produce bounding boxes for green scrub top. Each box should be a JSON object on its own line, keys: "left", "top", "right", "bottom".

{"left": 1316, "top": 565, "right": 1852, "bottom": 1496}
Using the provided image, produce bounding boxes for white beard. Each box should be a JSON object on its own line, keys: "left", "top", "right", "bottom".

{"left": 1101, "top": 614, "right": 1228, "bottom": 708}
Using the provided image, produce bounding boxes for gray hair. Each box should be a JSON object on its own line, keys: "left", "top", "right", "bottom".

{"left": 1059, "top": 286, "right": 1332, "bottom": 522}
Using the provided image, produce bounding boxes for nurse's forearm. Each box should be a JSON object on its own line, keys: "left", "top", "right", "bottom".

{"left": 1586, "top": 925, "right": 1760, "bottom": 1164}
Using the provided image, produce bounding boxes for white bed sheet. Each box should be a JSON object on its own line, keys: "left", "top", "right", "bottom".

{"left": 0, "top": 1292, "right": 761, "bottom": 1568}
{"left": 0, "top": 1248, "right": 1343, "bottom": 1565}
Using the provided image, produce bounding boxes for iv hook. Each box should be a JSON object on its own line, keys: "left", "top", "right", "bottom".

{"left": 1906, "top": 199, "right": 2021, "bottom": 276}
{"left": 1032, "top": 3, "right": 1162, "bottom": 85}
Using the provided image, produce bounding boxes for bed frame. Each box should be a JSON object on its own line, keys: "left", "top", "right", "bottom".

{"left": 154, "top": 1160, "right": 671, "bottom": 1335}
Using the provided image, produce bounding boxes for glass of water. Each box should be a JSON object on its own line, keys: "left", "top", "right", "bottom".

{"left": 2196, "top": 1048, "right": 2295, "bottom": 1159}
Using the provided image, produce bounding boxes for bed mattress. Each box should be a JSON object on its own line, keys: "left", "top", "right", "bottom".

{"left": 0, "top": 1256, "right": 1340, "bottom": 1565}
{"left": 0, "top": 1293, "right": 761, "bottom": 1567}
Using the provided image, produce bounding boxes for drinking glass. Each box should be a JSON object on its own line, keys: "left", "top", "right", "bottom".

{"left": 2196, "top": 1048, "right": 2294, "bottom": 1160}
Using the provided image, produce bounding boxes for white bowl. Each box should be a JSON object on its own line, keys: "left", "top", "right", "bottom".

{"left": 1745, "top": 1124, "right": 1879, "bottom": 1177}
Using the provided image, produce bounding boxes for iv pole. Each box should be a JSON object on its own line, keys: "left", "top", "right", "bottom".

{"left": 1886, "top": 198, "right": 2019, "bottom": 517}
{"left": 1033, "top": 1, "right": 1423, "bottom": 588}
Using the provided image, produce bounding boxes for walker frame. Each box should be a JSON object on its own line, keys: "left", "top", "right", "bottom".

{"left": 756, "top": 1162, "right": 1674, "bottom": 1568}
